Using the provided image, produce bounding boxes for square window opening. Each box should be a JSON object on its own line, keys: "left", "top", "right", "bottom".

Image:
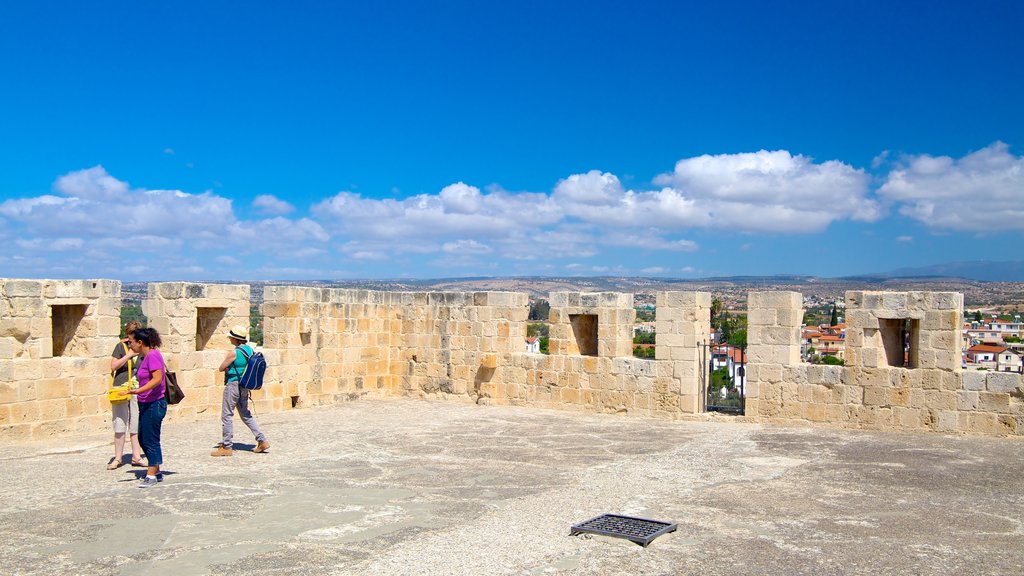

{"left": 196, "top": 307, "right": 228, "bottom": 351}
{"left": 879, "top": 318, "right": 919, "bottom": 368}
{"left": 569, "top": 313, "right": 599, "bottom": 356}
{"left": 51, "top": 304, "right": 89, "bottom": 357}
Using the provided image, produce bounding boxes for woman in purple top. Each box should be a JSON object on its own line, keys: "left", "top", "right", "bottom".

{"left": 127, "top": 327, "right": 167, "bottom": 488}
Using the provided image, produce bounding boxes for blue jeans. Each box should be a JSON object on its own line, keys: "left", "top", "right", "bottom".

{"left": 138, "top": 398, "right": 167, "bottom": 466}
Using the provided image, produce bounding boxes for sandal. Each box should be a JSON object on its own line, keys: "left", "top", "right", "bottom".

{"left": 107, "top": 458, "right": 124, "bottom": 470}
{"left": 131, "top": 458, "right": 148, "bottom": 467}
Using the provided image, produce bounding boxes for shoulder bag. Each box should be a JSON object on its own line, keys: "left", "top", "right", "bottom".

{"left": 162, "top": 357, "right": 185, "bottom": 405}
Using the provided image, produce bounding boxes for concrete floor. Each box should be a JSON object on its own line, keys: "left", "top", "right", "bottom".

{"left": 1, "top": 398, "right": 1022, "bottom": 575}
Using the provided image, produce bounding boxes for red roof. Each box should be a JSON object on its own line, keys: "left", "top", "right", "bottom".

{"left": 969, "top": 344, "right": 1007, "bottom": 353}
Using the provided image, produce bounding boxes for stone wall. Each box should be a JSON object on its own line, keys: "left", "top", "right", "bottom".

{"left": 749, "top": 290, "right": 1024, "bottom": 435}
{"left": 143, "top": 282, "right": 254, "bottom": 420}
{"left": 0, "top": 279, "right": 121, "bottom": 440}
{"left": 488, "top": 291, "right": 710, "bottom": 417}
{"left": 3, "top": 278, "right": 1022, "bottom": 442}
{"left": 262, "top": 287, "right": 530, "bottom": 407}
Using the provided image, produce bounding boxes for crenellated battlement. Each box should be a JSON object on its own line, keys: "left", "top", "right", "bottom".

{"left": 1, "top": 279, "right": 1021, "bottom": 441}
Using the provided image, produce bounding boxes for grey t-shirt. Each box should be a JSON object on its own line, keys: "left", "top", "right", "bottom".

{"left": 111, "top": 341, "right": 136, "bottom": 387}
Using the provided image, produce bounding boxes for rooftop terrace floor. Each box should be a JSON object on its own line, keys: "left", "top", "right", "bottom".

{"left": 1, "top": 399, "right": 1022, "bottom": 575}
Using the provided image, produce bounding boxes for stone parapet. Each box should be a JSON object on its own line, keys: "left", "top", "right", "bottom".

{"left": 752, "top": 289, "right": 1022, "bottom": 435}
{"left": 0, "top": 279, "right": 121, "bottom": 440}
{"left": 3, "top": 279, "right": 1020, "bottom": 440}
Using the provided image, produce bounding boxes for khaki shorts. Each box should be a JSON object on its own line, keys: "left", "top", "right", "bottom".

{"left": 111, "top": 395, "right": 139, "bottom": 434}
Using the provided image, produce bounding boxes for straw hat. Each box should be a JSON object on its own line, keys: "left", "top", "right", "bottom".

{"left": 228, "top": 325, "right": 249, "bottom": 342}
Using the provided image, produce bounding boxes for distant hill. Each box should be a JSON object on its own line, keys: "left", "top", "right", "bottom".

{"left": 860, "top": 261, "right": 1024, "bottom": 283}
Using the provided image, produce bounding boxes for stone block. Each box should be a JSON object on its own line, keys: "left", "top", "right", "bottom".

{"left": 966, "top": 412, "right": 998, "bottom": 435}
{"left": 900, "top": 406, "right": 924, "bottom": 428}
{"left": 845, "top": 291, "right": 864, "bottom": 308}
{"left": 924, "top": 390, "right": 956, "bottom": 411}
{"left": 747, "top": 308, "right": 777, "bottom": 326}
{"left": 936, "top": 410, "right": 958, "bottom": 432}
{"left": 996, "top": 415, "right": 1019, "bottom": 435}
{"left": 844, "top": 385, "right": 864, "bottom": 405}
{"left": 863, "top": 386, "right": 887, "bottom": 406}
{"left": 962, "top": 371, "right": 986, "bottom": 391}
{"left": 978, "top": 392, "right": 1011, "bottom": 414}
{"left": 886, "top": 387, "right": 910, "bottom": 407}
{"left": 986, "top": 372, "right": 1022, "bottom": 394}
{"left": 932, "top": 292, "right": 963, "bottom": 310}
{"left": 4, "top": 280, "right": 44, "bottom": 298}
{"left": 957, "top": 390, "right": 979, "bottom": 411}
{"left": 750, "top": 291, "right": 802, "bottom": 310}
{"left": 881, "top": 292, "right": 913, "bottom": 311}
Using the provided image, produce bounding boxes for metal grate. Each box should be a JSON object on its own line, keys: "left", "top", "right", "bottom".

{"left": 570, "top": 514, "right": 677, "bottom": 547}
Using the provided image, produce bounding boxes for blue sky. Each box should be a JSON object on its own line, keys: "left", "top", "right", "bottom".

{"left": 1, "top": 1, "right": 1022, "bottom": 281}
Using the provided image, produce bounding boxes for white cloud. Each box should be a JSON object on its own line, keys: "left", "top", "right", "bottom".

{"left": 252, "top": 194, "right": 295, "bottom": 215}
{"left": 642, "top": 266, "right": 667, "bottom": 274}
{"left": 15, "top": 237, "right": 83, "bottom": 251}
{"left": 652, "top": 150, "right": 880, "bottom": 232}
{"left": 896, "top": 235, "right": 913, "bottom": 243}
{"left": 872, "top": 150, "right": 890, "bottom": 169}
{"left": 54, "top": 165, "right": 129, "bottom": 201}
{"left": 442, "top": 239, "right": 493, "bottom": 255}
{"left": 312, "top": 184, "right": 561, "bottom": 242}
{"left": 878, "top": 142, "right": 1024, "bottom": 231}
{"left": 601, "top": 232, "right": 699, "bottom": 252}
{"left": 164, "top": 148, "right": 175, "bottom": 155}
{"left": 547, "top": 152, "right": 877, "bottom": 235}
{"left": 0, "top": 166, "right": 329, "bottom": 278}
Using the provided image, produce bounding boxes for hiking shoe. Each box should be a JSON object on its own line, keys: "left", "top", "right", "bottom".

{"left": 254, "top": 441, "right": 271, "bottom": 454}
{"left": 138, "top": 477, "right": 159, "bottom": 488}
{"left": 211, "top": 446, "right": 233, "bottom": 457}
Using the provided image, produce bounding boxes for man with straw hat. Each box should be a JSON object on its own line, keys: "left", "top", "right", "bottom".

{"left": 212, "top": 325, "right": 270, "bottom": 456}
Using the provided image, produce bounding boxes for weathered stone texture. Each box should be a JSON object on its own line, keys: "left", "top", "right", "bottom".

{"left": 3, "top": 280, "right": 1021, "bottom": 440}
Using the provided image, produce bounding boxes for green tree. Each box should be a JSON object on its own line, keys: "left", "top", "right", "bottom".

{"left": 527, "top": 322, "right": 550, "bottom": 338}
{"left": 528, "top": 299, "right": 550, "bottom": 321}
{"left": 119, "top": 304, "right": 148, "bottom": 336}
{"left": 830, "top": 303, "right": 839, "bottom": 326}
{"left": 710, "top": 298, "right": 723, "bottom": 328}
{"left": 633, "top": 345, "right": 656, "bottom": 359}
{"left": 633, "top": 331, "right": 656, "bottom": 345}
{"left": 249, "top": 305, "right": 264, "bottom": 346}
{"left": 820, "top": 355, "right": 844, "bottom": 366}
{"left": 727, "top": 329, "right": 746, "bottom": 348}
{"left": 635, "top": 307, "right": 656, "bottom": 322}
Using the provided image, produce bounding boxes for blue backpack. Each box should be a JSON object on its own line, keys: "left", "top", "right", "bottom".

{"left": 234, "top": 345, "right": 267, "bottom": 390}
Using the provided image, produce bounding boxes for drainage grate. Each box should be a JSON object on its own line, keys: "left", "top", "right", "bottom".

{"left": 570, "top": 514, "right": 677, "bottom": 547}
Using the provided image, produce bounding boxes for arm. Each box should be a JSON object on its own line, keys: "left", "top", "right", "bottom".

{"left": 218, "top": 349, "right": 237, "bottom": 372}
{"left": 109, "top": 342, "right": 137, "bottom": 372}
{"left": 129, "top": 369, "right": 163, "bottom": 395}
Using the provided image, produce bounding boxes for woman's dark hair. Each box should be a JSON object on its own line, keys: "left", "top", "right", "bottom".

{"left": 133, "top": 327, "right": 162, "bottom": 348}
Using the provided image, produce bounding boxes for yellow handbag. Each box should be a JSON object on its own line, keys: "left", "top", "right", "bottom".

{"left": 107, "top": 343, "right": 136, "bottom": 404}
{"left": 107, "top": 382, "right": 131, "bottom": 403}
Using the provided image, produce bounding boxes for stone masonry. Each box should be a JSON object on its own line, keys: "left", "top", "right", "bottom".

{"left": 1, "top": 279, "right": 1022, "bottom": 441}
{"left": 748, "top": 290, "right": 1024, "bottom": 434}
